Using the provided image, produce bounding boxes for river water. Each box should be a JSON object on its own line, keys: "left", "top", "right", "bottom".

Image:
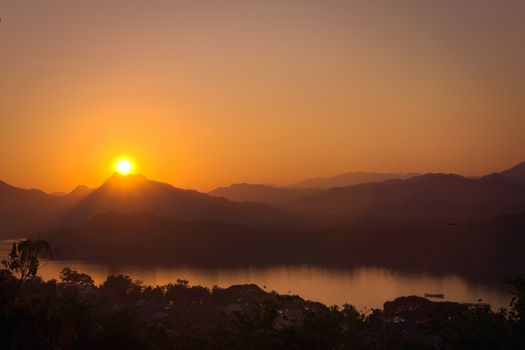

{"left": 0, "top": 240, "right": 511, "bottom": 310}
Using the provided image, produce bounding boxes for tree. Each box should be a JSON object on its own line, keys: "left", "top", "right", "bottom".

{"left": 101, "top": 275, "right": 142, "bottom": 297}
{"left": 508, "top": 277, "right": 525, "bottom": 327}
{"left": 60, "top": 267, "right": 95, "bottom": 286}
{"left": 2, "top": 239, "right": 51, "bottom": 292}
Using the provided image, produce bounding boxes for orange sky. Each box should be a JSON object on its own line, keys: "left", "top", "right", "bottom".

{"left": 1, "top": 1, "right": 524, "bottom": 193}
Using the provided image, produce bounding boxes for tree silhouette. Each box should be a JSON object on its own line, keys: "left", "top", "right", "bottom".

{"left": 2, "top": 239, "right": 51, "bottom": 292}
{"left": 508, "top": 277, "right": 525, "bottom": 328}
{"left": 60, "top": 267, "right": 95, "bottom": 285}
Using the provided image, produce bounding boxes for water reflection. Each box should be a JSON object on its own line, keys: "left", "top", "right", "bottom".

{"left": 1, "top": 240, "right": 510, "bottom": 310}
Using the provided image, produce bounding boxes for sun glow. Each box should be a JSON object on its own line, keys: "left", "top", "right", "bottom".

{"left": 115, "top": 159, "right": 133, "bottom": 175}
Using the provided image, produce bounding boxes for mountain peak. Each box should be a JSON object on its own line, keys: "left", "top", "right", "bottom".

{"left": 64, "top": 184, "right": 93, "bottom": 200}
{"left": 101, "top": 173, "right": 150, "bottom": 190}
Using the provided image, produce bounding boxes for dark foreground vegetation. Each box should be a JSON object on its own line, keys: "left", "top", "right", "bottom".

{"left": 2, "top": 241, "right": 525, "bottom": 349}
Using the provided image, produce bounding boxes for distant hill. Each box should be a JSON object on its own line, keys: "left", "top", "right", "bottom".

{"left": 0, "top": 180, "right": 63, "bottom": 236}
{"left": 208, "top": 183, "right": 317, "bottom": 204}
{"left": 209, "top": 172, "right": 419, "bottom": 204}
{"left": 0, "top": 174, "right": 297, "bottom": 239}
{"left": 0, "top": 181, "right": 97, "bottom": 238}
{"left": 3, "top": 160, "right": 525, "bottom": 239}
{"left": 288, "top": 172, "right": 418, "bottom": 189}
{"left": 58, "top": 173, "right": 297, "bottom": 229}
{"left": 282, "top": 169, "right": 525, "bottom": 222}
{"left": 64, "top": 185, "right": 93, "bottom": 200}
{"left": 50, "top": 185, "right": 93, "bottom": 199}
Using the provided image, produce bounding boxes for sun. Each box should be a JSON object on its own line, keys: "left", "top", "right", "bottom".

{"left": 115, "top": 159, "right": 133, "bottom": 175}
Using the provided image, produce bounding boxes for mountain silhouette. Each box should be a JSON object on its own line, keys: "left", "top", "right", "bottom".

{"left": 500, "top": 160, "right": 525, "bottom": 183}
{"left": 288, "top": 172, "right": 419, "bottom": 189}
{"left": 64, "top": 184, "right": 93, "bottom": 200}
{"left": 58, "top": 173, "right": 296, "bottom": 229}
{"left": 3, "top": 161, "right": 525, "bottom": 239}
{"left": 0, "top": 174, "right": 297, "bottom": 238}
{"left": 282, "top": 164, "right": 525, "bottom": 222}
{"left": 208, "top": 172, "right": 419, "bottom": 204}
{"left": 208, "top": 183, "right": 317, "bottom": 204}
{"left": 0, "top": 180, "right": 63, "bottom": 236}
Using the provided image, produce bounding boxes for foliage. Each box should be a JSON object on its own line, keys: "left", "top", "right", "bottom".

{"left": 1, "top": 239, "right": 51, "bottom": 292}
{"left": 100, "top": 274, "right": 142, "bottom": 297}
{"left": 60, "top": 267, "right": 95, "bottom": 285}
{"left": 508, "top": 276, "right": 525, "bottom": 324}
{"left": 1, "top": 266, "right": 525, "bottom": 349}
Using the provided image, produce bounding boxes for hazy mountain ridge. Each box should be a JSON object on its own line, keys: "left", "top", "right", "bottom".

{"left": 207, "top": 172, "right": 419, "bottom": 204}
{"left": 0, "top": 180, "right": 64, "bottom": 236}
{"left": 0, "top": 181, "right": 97, "bottom": 238}
{"left": 65, "top": 185, "right": 93, "bottom": 199}
{"left": 58, "top": 173, "right": 297, "bottom": 229}
{"left": 282, "top": 168, "right": 525, "bottom": 222}
{"left": 208, "top": 183, "right": 318, "bottom": 204}
{"left": 0, "top": 173, "right": 300, "bottom": 238}
{"left": 2, "top": 160, "right": 525, "bottom": 239}
{"left": 287, "top": 172, "right": 419, "bottom": 189}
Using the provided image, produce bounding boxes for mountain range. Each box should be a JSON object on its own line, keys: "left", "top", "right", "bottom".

{"left": 208, "top": 183, "right": 317, "bottom": 204}
{"left": 282, "top": 171, "right": 525, "bottom": 222}
{"left": 287, "top": 171, "right": 419, "bottom": 188}
{"left": 0, "top": 162, "right": 525, "bottom": 270}
{"left": 0, "top": 169, "right": 424, "bottom": 237}
{"left": 208, "top": 172, "right": 419, "bottom": 204}
{"left": 0, "top": 174, "right": 296, "bottom": 239}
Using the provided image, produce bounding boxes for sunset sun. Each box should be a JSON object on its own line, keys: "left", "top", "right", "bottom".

{"left": 115, "top": 159, "right": 133, "bottom": 175}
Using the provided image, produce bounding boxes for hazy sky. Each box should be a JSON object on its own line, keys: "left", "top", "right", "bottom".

{"left": 1, "top": 0, "right": 524, "bottom": 192}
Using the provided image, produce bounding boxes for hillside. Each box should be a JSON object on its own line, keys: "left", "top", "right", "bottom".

{"left": 288, "top": 172, "right": 418, "bottom": 189}
{"left": 0, "top": 174, "right": 298, "bottom": 238}
{"left": 0, "top": 180, "right": 64, "bottom": 237}
{"left": 57, "top": 174, "right": 298, "bottom": 229}
{"left": 283, "top": 172, "right": 525, "bottom": 222}
{"left": 208, "top": 183, "right": 317, "bottom": 204}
